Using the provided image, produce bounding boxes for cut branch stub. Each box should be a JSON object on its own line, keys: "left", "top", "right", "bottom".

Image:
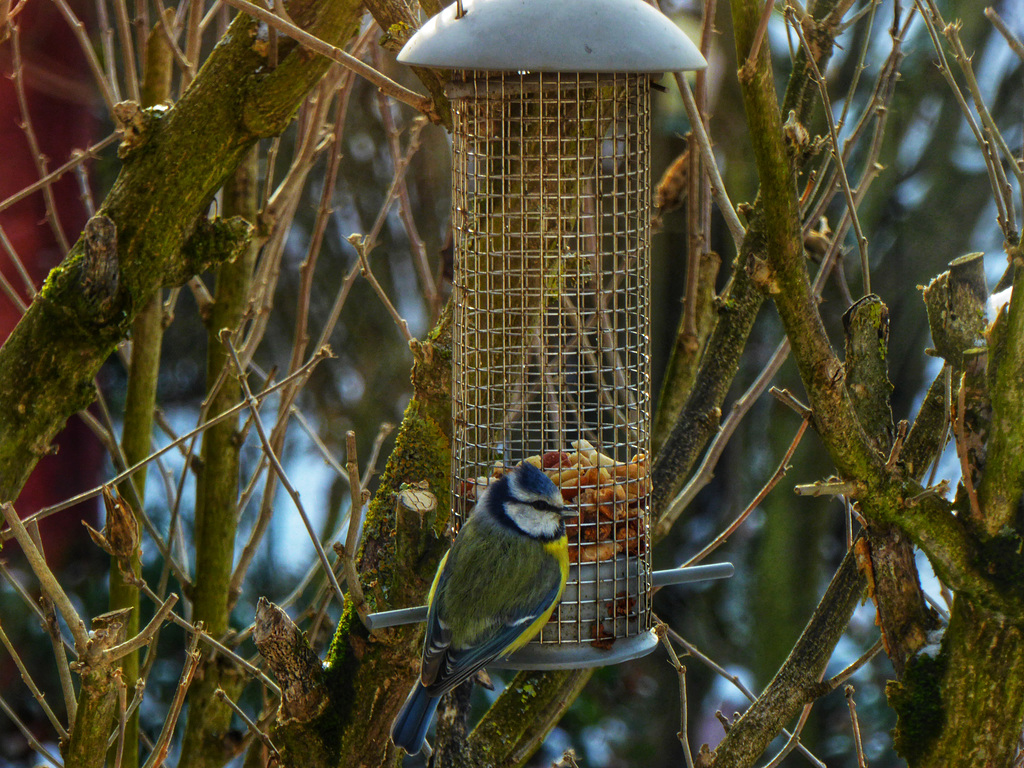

{"left": 253, "top": 597, "right": 328, "bottom": 723}
{"left": 64, "top": 609, "right": 134, "bottom": 768}
{"left": 842, "top": 294, "right": 894, "bottom": 453}
{"left": 922, "top": 252, "right": 988, "bottom": 368}
{"left": 843, "top": 294, "right": 938, "bottom": 677}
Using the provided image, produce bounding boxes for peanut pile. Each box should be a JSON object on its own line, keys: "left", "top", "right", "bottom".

{"left": 460, "top": 439, "right": 651, "bottom": 565}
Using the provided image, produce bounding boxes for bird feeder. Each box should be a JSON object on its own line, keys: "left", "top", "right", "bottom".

{"left": 387, "top": 0, "right": 710, "bottom": 668}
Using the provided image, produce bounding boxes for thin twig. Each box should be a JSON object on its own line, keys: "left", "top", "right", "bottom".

{"left": 674, "top": 75, "right": 746, "bottom": 248}
{"left": 112, "top": 0, "right": 140, "bottom": 101}
{"left": 986, "top": 7, "right": 1024, "bottom": 62}
{"left": 215, "top": 688, "right": 283, "bottom": 760}
{"left": 762, "top": 701, "right": 815, "bottom": 768}
{"left": 0, "top": 692, "right": 63, "bottom": 767}
{"left": 10, "top": 25, "right": 70, "bottom": 254}
{"left": 657, "top": 624, "right": 695, "bottom": 768}
{"left": 349, "top": 234, "right": 413, "bottom": 343}
{"left": 361, "top": 421, "right": 395, "bottom": 489}
{"left": 0, "top": 226, "right": 33, "bottom": 307}
{"left": 952, "top": 380, "right": 982, "bottom": 519}
{"left": 132, "top": 580, "right": 282, "bottom": 695}
{"left": 0, "top": 503, "right": 90, "bottom": 650}
{"left": 373, "top": 49, "right": 441, "bottom": 315}
{"left": 683, "top": 415, "right": 810, "bottom": 566}
{"left": 47, "top": 0, "right": 118, "bottom": 113}
{"left": 789, "top": 8, "right": 870, "bottom": 294}
{"left": 0, "top": 133, "right": 118, "bottom": 214}
{"left": 846, "top": 685, "right": 869, "bottom": 768}
{"left": 0, "top": 621, "right": 68, "bottom": 737}
{"left": 821, "top": 638, "right": 884, "bottom": 695}
{"left": 3, "top": 348, "right": 332, "bottom": 538}
{"left": 222, "top": 334, "right": 347, "bottom": 608}
{"left": 38, "top": 594, "right": 78, "bottom": 722}
{"left": 105, "top": 593, "right": 180, "bottom": 663}
{"left": 219, "top": 0, "right": 436, "bottom": 118}
{"left": 740, "top": 0, "right": 776, "bottom": 79}
{"left": 340, "top": 431, "right": 370, "bottom": 623}
{"left": 660, "top": 623, "right": 826, "bottom": 767}
{"left": 141, "top": 632, "right": 202, "bottom": 768}
{"left": 114, "top": 670, "right": 129, "bottom": 768}
{"left": 658, "top": 338, "right": 791, "bottom": 535}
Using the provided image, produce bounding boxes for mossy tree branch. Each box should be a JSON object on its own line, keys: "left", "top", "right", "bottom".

{"left": 109, "top": 22, "right": 175, "bottom": 768}
{"left": 698, "top": 548, "right": 865, "bottom": 768}
{"left": 978, "top": 255, "right": 1024, "bottom": 535}
{"left": 728, "top": 0, "right": 1024, "bottom": 763}
{"left": 650, "top": 0, "right": 847, "bottom": 522}
{"left": 316, "top": 307, "right": 455, "bottom": 767}
{"left": 728, "top": 0, "right": 1023, "bottom": 610}
{"left": 0, "top": 0, "right": 365, "bottom": 504}
{"left": 178, "top": 147, "right": 261, "bottom": 768}
{"left": 843, "top": 296, "right": 938, "bottom": 677}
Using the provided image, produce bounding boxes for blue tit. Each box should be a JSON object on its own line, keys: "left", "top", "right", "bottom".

{"left": 390, "top": 461, "right": 575, "bottom": 754}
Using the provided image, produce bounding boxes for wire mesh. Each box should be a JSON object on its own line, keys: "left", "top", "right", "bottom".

{"left": 450, "top": 71, "right": 652, "bottom": 649}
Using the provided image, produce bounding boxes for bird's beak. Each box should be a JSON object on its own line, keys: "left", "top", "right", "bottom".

{"left": 560, "top": 504, "right": 579, "bottom": 518}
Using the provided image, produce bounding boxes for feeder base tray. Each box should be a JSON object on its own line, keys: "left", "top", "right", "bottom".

{"left": 491, "top": 628, "right": 659, "bottom": 670}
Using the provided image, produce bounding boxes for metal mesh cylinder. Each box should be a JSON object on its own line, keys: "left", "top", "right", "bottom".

{"left": 450, "top": 71, "right": 652, "bottom": 654}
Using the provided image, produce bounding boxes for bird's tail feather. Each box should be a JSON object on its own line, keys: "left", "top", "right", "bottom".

{"left": 390, "top": 683, "right": 440, "bottom": 754}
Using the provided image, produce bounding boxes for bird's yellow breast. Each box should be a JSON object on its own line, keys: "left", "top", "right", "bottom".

{"left": 502, "top": 534, "right": 570, "bottom": 655}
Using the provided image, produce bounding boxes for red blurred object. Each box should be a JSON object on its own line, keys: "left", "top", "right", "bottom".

{"left": 0, "top": 0, "right": 103, "bottom": 562}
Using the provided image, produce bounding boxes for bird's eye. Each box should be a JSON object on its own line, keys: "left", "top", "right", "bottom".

{"left": 531, "top": 500, "right": 549, "bottom": 511}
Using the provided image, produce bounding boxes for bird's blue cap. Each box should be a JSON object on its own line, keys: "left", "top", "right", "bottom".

{"left": 513, "top": 461, "right": 560, "bottom": 498}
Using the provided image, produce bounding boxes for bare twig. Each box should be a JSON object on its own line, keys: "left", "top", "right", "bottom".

{"left": 658, "top": 338, "right": 790, "bottom": 535}
{"left": 674, "top": 75, "right": 746, "bottom": 248}
{"left": 658, "top": 624, "right": 695, "bottom": 768}
{"left": 10, "top": 25, "right": 70, "bottom": 254}
{"left": 660, "top": 623, "right": 826, "bottom": 767}
{"left": 0, "top": 134, "right": 119, "bottom": 214}
{"left": 789, "top": 7, "right": 870, "bottom": 294}
{"left": 0, "top": 503, "right": 89, "bottom": 650}
{"left": 39, "top": 595, "right": 78, "bottom": 722}
{"left": 0, "top": 691, "right": 62, "bottom": 767}
{"left": 845, "top": 685, "right": 869, "bottom": 768}
{"left": 222, "top": 334, "right": 347, "bottom": 608}
{"left": 215, "top": 688, "right": 282, "bottom": 760}
{"left": 952, "top": 381, "right": 982, "bottom": 519}
{"left": 740, "top": 0, "right": 776, "bottom": 79}
{"left": 340, "top": 430, "right": 370, "bottom": 621}
{"left": 219, "top": 0, "right": 436, "bottom": 118}
{"left": 361, "top": 421, "right": 395, "bottom": 489}
{"left": 683, "top": 415, "right": 810, "bottom": 566}
{"left": 763, "top": 702, "right": 815, "bottom": 768}
{"left": 114, "top": 670, "right": 129, "bottom": 768}
{"left": 821, "top": 638, "right": 884, "bottom": 695}
{"left": 986, "top": 7, "right": 1024, "bottom": 62}
{"left": 373, "top": 52, "right": 440, "bottom": 315}
{"left": 48, "top": 0, "right": 118, "bottom": 112}
{"left": 141, "top": 632, "right": 202, "bottom": 768}
{"left": 105, "top": 593, "right": 180, "bottom": 663}
{"left": 3, "top": 347, "right": 332, "bottom": 537}
{"left": 0, "top": 621, "right": 68, "bottom": 737}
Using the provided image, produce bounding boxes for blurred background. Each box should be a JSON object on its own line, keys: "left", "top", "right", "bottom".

{"left": 1, "top": 0, "right": 1022, "bottom": 765}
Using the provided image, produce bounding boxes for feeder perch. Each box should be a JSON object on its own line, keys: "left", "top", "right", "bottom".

{"left": 396, "top": 0, "right": 709, "bottom": 668}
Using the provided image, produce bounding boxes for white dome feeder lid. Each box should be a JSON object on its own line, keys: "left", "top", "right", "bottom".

{"left": 397, "top": 0, "right": 707, "bottom": 73}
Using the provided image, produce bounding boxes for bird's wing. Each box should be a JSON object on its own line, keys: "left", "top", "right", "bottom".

{"left": 420, "top": 550, "right": 453, "bottom": 687}
{"left": 421, "top": 571, "right": 563, "bottom": 697}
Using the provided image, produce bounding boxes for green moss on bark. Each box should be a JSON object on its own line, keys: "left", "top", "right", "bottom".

{"left": 888, "top": 648, "right": 947, "bottom": 762}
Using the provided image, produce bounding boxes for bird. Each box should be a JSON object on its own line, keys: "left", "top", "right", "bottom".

{"left": 390, "top": 461, "right": 575, "bottom": 754}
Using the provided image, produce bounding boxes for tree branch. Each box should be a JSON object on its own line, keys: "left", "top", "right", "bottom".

{"left": 0, "top": 0, "right": 365, "bottom": 504}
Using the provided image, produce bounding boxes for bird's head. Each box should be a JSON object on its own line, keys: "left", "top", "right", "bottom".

{"left": 481, "top": 461, "right": 575, "bottom": 541}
